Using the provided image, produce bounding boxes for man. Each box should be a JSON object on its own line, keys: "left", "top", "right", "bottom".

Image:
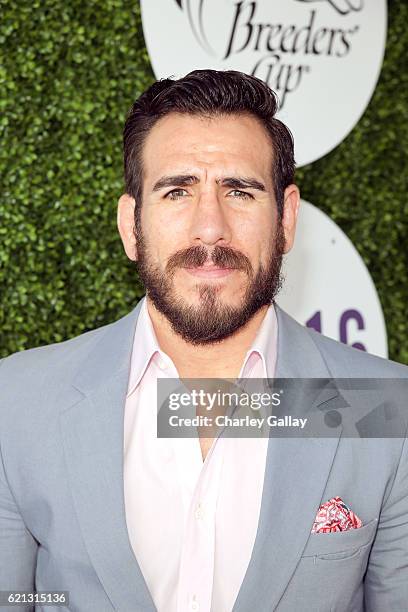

{"left": 0, "top": 70, "right": 407, "bottom": 612}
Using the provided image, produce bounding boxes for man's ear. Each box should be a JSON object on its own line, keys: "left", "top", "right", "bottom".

{"left": 281, "top": 184, "right": 300, "bottom": 254}
{"left": 117, "top": 193, "right": 138, "bottom": 261}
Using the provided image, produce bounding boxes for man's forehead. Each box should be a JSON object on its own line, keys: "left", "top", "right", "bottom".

{"left": 144, "top": 111, "right": 271, "bottom": 145}
{"left": 142, "top": 112, "right": 274, "bottom": 182}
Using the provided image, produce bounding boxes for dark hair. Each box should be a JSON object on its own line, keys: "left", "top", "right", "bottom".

{"left": 123, "top": 69, "right": 295, "bottom": 218}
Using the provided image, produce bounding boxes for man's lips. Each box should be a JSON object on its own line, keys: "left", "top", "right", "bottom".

{"left": 183, "top": 264, "right": 236, "bottom": 278}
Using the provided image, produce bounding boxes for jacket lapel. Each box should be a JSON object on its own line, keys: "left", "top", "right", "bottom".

{"left": 233, "top": 304, "right": 343, "bottom": 612}
{"left": 60, "top": 299, "right": 156, "bottom": 612}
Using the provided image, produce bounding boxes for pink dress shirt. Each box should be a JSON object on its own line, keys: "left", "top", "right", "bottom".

{"left": 123, "top": 297, "right": 278, "bottom": 612}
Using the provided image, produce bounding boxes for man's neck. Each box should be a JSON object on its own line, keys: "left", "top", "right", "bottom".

{"left": 146, "top": 298, "right": 270, "bottom": 379}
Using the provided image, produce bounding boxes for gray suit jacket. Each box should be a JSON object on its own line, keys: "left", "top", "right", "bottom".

{"left": 0, "top": 300, "right": 407, "bottom": 612}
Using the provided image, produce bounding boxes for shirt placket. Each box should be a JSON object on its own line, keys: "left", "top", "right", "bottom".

{"left": 176, "top": 434, "right": 226, "bottom": 612}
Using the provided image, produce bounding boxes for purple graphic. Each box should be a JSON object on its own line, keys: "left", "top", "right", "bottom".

{"left": 339, "top": 309, "right": 366, "bottom": 351}
{"left": 306, "top": 309, "right": 367, "bottom": 351}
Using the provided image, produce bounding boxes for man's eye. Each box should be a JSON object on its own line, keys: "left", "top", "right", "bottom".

{"left": 165, "top": 189, "right": 189, "bottom": 200}
{"left": 229, "top": 190, "right": 253, "bottom": 200}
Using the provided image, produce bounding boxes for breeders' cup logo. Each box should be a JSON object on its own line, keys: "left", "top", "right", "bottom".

{"left": 175, "top": 1, "right": 364, "bottom": 64}
{"left": 141, "top": 1, "right": 386, "bottom": 166}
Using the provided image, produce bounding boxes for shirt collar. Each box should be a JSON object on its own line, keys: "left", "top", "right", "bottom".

{"left": 126, "top": 297, "right": 169, "bottom": 397}
{"left": 238, "top": 303, "right": 278, "bottom": 380}
{"left": 127, "top": 296, "right": 278, "bottom": 396}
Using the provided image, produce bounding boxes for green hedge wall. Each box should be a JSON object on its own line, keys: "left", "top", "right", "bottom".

{"left": 0, "top": 1, "right": 407, "bottom": 363}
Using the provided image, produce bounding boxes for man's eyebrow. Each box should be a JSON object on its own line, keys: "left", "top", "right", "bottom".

{"left": 152, "top": 175, "right": 199, "bottom": 192}
{"left": 217, "top": 177, "right": 266, "bottom": 192}
{"left": 151, "top": 174, "right": 267, "bottom": 193}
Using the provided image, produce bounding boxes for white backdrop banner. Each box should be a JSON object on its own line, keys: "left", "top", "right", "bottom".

{"left": 276, "top": 200, "right": 388, "bottom": 358}
{"left": 141, "top": 0, "right": 387, "bottom": 167}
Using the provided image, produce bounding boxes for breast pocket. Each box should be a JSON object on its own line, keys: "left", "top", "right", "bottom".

{"left": 301, "top": 517, "right": 378, "bottom": 561}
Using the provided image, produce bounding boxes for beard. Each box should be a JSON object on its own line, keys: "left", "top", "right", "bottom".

{"left": 135, "top": 223, "right": 285, "bottom": 346}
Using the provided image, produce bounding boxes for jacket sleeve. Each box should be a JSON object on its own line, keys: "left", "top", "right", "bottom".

{"left": 364, "top": 436, "right": 408, "bottom": 609}
{"left": 0, "top": 359, "right": 38, "bottom": 611}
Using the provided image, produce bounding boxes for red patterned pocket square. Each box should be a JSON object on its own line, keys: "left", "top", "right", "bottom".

{"left": 311, "top": 496, "right": 363, "bottom": 533}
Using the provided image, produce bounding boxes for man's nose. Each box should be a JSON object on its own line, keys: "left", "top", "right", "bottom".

{"left": 188, "top": 190, "right": 232, "bottom": 246}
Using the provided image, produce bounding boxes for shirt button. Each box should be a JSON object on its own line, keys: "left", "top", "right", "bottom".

{"left": 195, "top": 503, "right": 204, "bottom": 520}
{"left": 189, "top": 597, "right": 199, "bottom": 611}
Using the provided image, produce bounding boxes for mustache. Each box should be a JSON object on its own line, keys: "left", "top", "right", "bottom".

{"left": 166, "top": 245, "right": 253, "bottom": 276}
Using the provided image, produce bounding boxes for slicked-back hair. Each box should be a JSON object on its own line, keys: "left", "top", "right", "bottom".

{"left": 123, "top": 69, "right": 295, "bottom": 220}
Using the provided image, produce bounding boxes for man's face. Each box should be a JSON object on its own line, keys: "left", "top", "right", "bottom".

{"left": 119, "top": 112, "right": 299, "bottom": 344}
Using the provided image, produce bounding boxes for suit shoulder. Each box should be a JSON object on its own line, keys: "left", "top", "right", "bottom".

{"left": 0, "top": 314, "right": 126, "bottom": 388}
{"left": 306, "top": 326, "right": 408, "bottom": 378}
